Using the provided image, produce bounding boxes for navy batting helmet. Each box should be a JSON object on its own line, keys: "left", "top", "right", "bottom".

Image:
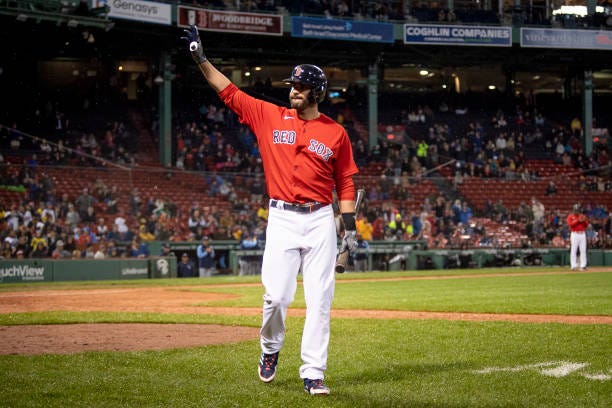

{"left": 283, "top": 64, "right": 327, "bottom": 103}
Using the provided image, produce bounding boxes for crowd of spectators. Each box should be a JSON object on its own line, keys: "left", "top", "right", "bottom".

{"left": 0, "top": 1, "right": 608, "bottom": 268}
{"left": 2, "top": 110, "right": 138, "bottom": 169}
{"left": 354, "top": 194, "right": 610, "bottom": 252}
{"left": 179, "top": 0, "right": 611, "bottom": 29}
{"left": 0, "top": 160, "right": 270, "bottom": 263}
{"left": 0, "top": 171, "right": 176, "bottom": 260}
{"left": 161, "top": 87, "right": 611, "bottom": 254}
{"left": 369, "top": 102, "right": 610, "bottom": 188}
{"left": 0, "top": 84, "right": 610, "bottom": 263}
{"left": 52, "top": 0, "right": 612, "bottom": 29}
{"left": 184, "top": 1, "right": 402, "bottom": 20}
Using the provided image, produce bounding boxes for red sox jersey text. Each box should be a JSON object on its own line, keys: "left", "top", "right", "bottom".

{"left": 219, "top": 84, "right": 358, "bottom": 204}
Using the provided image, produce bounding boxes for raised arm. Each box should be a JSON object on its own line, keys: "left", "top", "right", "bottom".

{"left": 181, "top": 25, "right": 231, "bottom": 93}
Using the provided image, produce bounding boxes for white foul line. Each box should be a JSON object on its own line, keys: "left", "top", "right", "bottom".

{"left": 472, "top": 361, "right": 611, "bottom": 381}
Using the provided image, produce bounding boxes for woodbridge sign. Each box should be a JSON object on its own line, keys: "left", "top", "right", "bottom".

{"left": 0, "top": 264, "right": 48, "bottom": 282}
{"left": 177, "top": 6, "right": 283, "bottom": 36}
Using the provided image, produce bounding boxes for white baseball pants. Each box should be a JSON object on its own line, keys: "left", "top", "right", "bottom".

{"left": 260, "top": 203, "right": 336, "bottom": 380}
{"left": 570, "top": 231, "right": 587, "bottom": 269}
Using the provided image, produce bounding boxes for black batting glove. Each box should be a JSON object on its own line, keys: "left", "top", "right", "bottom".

{"left": 180, "top": 25, "right": 207, "bottom": 64}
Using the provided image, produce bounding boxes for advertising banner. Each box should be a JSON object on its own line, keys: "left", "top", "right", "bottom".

{"left": 0, "top": 260, "right": 52, "bottom": 283}
{"left": 91, "top": 0, "right": 172, "bottom": 25}
{"left": 120, "top": 259, "right": 150, "bottom": 279}
{"left": 404, "top": 24, "right": 512, "bottom": 47}
{"left": 521, "top": 28, "right": 612, "bottom": 50}
{"left": 292, "top": 16, "right": 394, "bottom": 43}
{"left": 177, "top": 6, "right": 283, "bottom": 36}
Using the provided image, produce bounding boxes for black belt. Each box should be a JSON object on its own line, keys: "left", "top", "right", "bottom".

{"left": 270, "top": 200, "right": 324, "bottom": 214}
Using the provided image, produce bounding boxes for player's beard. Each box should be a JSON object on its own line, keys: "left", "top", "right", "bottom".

{"left": 289, "top": 95, "right": 314, "bottom": 112}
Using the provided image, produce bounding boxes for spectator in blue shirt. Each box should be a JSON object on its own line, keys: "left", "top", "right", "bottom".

{"left": 459, "top": 202, "right": 473, "bottom": 225}
{"left": 129, "top": 238, "right": 150, "bottom": 258}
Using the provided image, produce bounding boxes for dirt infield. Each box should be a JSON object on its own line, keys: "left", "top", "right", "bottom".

{"left": 0, "top": 269, "right": 610, "bottom": 355}
{"left": 0, "top": 323, "right": 260, "bottom": 355}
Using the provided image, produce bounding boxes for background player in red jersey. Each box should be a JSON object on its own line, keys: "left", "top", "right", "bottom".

{"left": 182, "top": 26, "right": 359, "bottom": 395}
{"left": 566, "top": 204, "right": 589, "bottom": 270}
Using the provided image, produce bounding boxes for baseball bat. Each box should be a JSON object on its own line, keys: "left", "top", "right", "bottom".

{"left": 335, "top": 188, "right": 366, "bottom": 273}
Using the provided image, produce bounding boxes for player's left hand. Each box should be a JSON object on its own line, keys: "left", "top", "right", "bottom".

{"left": 578, "top": 214, "right": 587, "bottom": 223}
{"left": 180, "top": 25, "right": 207, "bottom": 64}
{"left": 341, "top": 230, "right": 357, "bottom": 253}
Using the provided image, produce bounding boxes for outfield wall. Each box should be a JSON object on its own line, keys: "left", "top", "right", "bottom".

{"left": 0, "top": 246, "right": 609, "bottom": 283}
{"left": 0, "top": 257, "right": 177, "bottom": 284}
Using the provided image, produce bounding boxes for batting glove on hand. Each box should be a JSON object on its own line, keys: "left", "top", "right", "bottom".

{"left": 341, "top": 230, "right": 358, "bottom": 253}
{"left": 181, "top": 25, "right": 207, "bottom": 64}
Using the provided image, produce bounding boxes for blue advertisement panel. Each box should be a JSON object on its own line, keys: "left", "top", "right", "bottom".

{"left": 404, "top": 24, "right": 512, "bottom": 47}
{"left": 292, "top": 17, "right": 394, "bottom": 43}
{"left": 521, "top": 28, "right": 612, "bottom": 50}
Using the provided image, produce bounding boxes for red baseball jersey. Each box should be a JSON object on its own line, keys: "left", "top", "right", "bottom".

{"left": 566, "top": 213, "right": 588, "bottom": 232}
{"left": 219, "top": 84, "right": 358, "bottom": 204}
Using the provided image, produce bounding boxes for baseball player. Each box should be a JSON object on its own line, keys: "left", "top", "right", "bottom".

{"left": 566, "top": 204, "right": 589, "bottom": 270}
{"left": 182, "top": 26, "right": 359, "bottom": 396}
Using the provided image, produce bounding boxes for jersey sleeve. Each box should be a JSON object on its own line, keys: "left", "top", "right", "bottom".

{"left": 566, "top": 214, "right": 577, "bottom": 228}
{"left": 217, "top": 83, "right": 277, "bottom": 141}
{"left": 334, "top": 128, "right": 359, "bottom": 201}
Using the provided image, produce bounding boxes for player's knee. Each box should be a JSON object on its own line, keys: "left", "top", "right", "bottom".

{"left": 263, "top": 293, "right": 290, "bottom": 308}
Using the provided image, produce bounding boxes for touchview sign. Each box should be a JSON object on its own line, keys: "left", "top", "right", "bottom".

{"left": 0, "top": 264, "right": 48, "bottom": 282}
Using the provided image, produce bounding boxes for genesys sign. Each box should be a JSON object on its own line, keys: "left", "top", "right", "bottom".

{"left": 0, "top": 264, "right": 48, "bottom": 282}
{"left": 91, "top": 0, "right": 172, "bottom": 25}
{"left": 177, "top": 6, "right": 283, "bottom": 36}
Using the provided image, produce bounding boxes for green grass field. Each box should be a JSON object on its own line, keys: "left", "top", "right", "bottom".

{"left": 0, "top": 267, "right": 610, "bottom": 407}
